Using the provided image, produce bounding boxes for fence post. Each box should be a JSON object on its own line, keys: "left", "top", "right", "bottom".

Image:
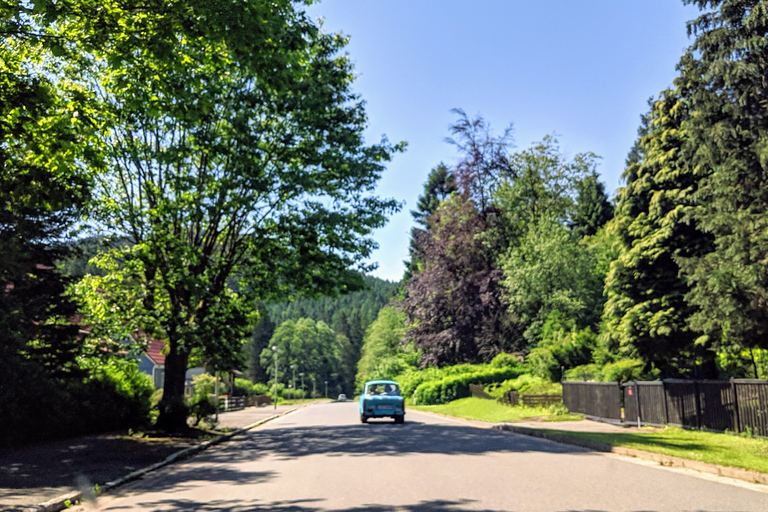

{"left": 731, "top": 379, "right": 741, "bottom": 434}
{"left": 662, "top": 380, "right": 669, "bottom": 425}
{"left": 693, "top": 380, "right": 702, "bottom": 429}
{"left": 635, "top": 381, "right": 641, "bottom": 428}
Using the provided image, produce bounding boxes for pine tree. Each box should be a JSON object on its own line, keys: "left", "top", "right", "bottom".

{"left": 404, "top": 163, "right": 456, "bottom": 279}
{"left": 602, "top": 90, "right": 715, "bottom": 377}
{"left": 571, "top": 172, "right": 614, "bottom": 238}
{"left": 677, "top": 0, "right": 768, "bottom": 354}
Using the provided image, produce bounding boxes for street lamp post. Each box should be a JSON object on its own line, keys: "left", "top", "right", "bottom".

{"left": 299, "top": 372, "right": 304, "bottom": 396}
{"left": 324, "top": 380, "right": 328, "bottom": 399}
{"left": 272, "top": 346, "right": 279, "bottom": 410}
{"left": 290, "top": 364, "right": 296, "bottom": 393}
{"left": 312, "top": 376, "right": 316, "bottom": 398}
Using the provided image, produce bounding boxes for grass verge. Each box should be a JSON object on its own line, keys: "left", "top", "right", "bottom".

{"left": 541, "top": 427, "right": 768, "bottom": 474}
{"left": 410, "top": 396, "right": 583, "bottom": 422}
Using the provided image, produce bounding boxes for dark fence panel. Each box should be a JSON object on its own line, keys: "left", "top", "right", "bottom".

{"left": 735, "top": 380, "right": 768, "bottom": 437}
{"left": 664, "top": 380, "right": 698, "bottom": 427}
{"left": 563, "top": 382, "right": 621, "bottom": 421}
{"left": 565, "top": 379, "right": 766, "bottom": 436}
{"left": 696, "top": 381, "right": 735, "bottom": 432}
{"left": 638, "top": 382, "right": 667, "bottom": 425}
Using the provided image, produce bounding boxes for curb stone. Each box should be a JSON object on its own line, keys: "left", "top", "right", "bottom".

{"left": 22, "top": 407, "right": 301, "bottom": 512}
{"left": 494, "top": 424, "right": 768, "bottom": 486}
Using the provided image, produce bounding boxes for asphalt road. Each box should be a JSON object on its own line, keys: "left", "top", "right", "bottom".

{"left": 75, "top": 402, "right": 768, "bottom": 512}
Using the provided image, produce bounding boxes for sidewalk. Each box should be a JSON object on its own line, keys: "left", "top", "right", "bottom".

{"left": 0, "top": 405, "right": 298, "bottom": 512}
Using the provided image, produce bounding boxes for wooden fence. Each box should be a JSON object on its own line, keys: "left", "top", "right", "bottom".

{"left": 218, "top": 395, "right": 246, "bottom": 412}
{"left": 469, "top": 383, "right": 562, "bottom": 408}
{"left": 562, "top": 382, "right": 622, "bottom": 422}
{"left": 564, "top": 379, "right": 768, "bottom": 437}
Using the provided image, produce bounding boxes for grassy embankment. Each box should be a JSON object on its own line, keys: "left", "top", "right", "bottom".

{"left": 411, "top": 396, "right": 768, "bottom": 474}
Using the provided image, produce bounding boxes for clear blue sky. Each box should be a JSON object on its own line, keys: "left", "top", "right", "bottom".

{"left": 303, "top": 0, "right": 702, "bottom": 282}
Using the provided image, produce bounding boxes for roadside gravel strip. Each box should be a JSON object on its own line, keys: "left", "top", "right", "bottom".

{"left": 22, "top": 408, "right": 301, "bottom": 512}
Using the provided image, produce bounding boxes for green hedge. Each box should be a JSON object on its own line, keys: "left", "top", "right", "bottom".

{"left": 414, "top": 367, "right": 523, "bottom": 405}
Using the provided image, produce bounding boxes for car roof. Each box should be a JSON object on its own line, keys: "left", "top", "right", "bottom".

{"left": 364, "top": 380, "right": 399, "bottom": 386}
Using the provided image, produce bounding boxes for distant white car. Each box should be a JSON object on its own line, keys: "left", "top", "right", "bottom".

{"left": 337, "top": 394, "right": 347, "bottom": 402}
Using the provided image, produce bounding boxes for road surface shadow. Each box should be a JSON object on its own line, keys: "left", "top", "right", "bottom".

{"left": 209, "top": 422, "right": 592, "bottom": 463}
{"left": 0, "top": 434, "right": 192, "bottom": 510}
{"left": 99, "top": 495, "right": 700, "bottom": 512}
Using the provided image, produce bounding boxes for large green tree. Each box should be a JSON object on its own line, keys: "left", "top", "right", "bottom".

{"left": 602, "top": 90, "right": 715, "bottom": 377}
{"left": 70, "top": 0, "right": 403, "bottom": 428}
{"left": 570, "top": 171, "right": 614, "bottom": 238}
{"left": 0, "top": 1, "right": 104, "bottom": 443}
{"left": 494, "top": 135, "right": 595, "bottom": 243}
{"left": 355, "top": 306, "right": 413, "bottom": 389}
{"left": 677, "top": 0, "right": 768, "bottom": 357}
{"left": 501, "top": 216, "right": 606, "bottom": 343}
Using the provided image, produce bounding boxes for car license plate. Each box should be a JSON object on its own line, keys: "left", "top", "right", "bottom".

{"left": 377, "top": 405, "right": 393, "bottom": 412}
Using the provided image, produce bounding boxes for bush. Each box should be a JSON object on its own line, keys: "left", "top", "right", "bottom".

{"left": 233, "top": 377, "right": 256, "bottom": 396}
{"left": 252, "top": 382, "right": 270, "bottom": 395}
{"left": 189, "top": 396, "right": 218, "bottom": 427}
{"left": 601, "top": 358, "right": 652, "bottom": 382}
{"left": 414, "top": 367, "right": 523, "bottom": 405}
{"left": 281, "top": 388, "right": 306, "bottom": 400}
{"left": 564, "top": 359, "right": 652, "bottom": 383}
{"left": 490, "top": 352, "right": 522, "bottom": 368}
{"left": 192, "top": 373, "right": 216, "bottom": 398}
{"left": 3, "top": 358, "right": 154, "bottom": 446}
{"left": 485, "top": 374, "right": 562, "bottom": 397}
{"left": 395, "top": 361, "right": 514, "bottom": 398}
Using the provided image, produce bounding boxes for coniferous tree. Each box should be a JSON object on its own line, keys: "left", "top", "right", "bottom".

{"left": 571, "top": 172, "right": 614, "bottom": 238}
{"left": 676, "top": 0, "right": 768, "bottom": 357}
{"left": 403, "top": 163, "right": 456, "bottom": 279}
{"left": 602, "top": 90, "right": 715, "bottom": 377}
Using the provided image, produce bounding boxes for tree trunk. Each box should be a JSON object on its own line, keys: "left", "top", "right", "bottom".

{"left": 156, "top": 340, "right": 191, "bottom": 431}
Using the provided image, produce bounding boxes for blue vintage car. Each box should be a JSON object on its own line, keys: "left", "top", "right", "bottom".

{"left": 359, "top": 380, "right": 405, "bottom": 424}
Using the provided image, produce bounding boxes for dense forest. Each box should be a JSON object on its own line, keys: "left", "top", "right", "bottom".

{"left": 245, "top": 276, "right": 398, "bottom": 395}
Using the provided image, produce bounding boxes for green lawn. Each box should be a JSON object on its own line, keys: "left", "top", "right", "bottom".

{"left": 410, "top": 396, "right": 583, "bottom": 422}
{"left": 411, "top": 396, "right": 768, "bottom": 475}
{"left": 546, "top": 427, "right": 768, "bottom": 474}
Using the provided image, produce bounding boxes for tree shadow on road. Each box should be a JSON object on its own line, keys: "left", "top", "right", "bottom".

{"left": 206, "top": 420, "right": 591, "bottom": 464}
{"left": 99, "top": 495, "right": 677, "bottom": 512}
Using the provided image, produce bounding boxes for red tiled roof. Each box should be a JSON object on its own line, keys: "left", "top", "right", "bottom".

{"left": 146, "top": 338, "right": 166, "bottom": 365}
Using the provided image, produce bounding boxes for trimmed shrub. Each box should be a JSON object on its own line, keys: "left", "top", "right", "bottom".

{"left": 414, "top": 367, "right": 523, "bottom": 405}
{"left": 281, "top": 388, "right": 306, "bottom": 400}
{"left": 485, "top": 374, "right": 563, "bottom": 397}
